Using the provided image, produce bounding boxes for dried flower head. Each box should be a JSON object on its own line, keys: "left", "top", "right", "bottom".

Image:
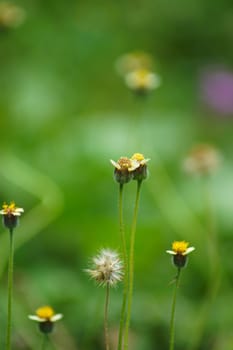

{"left": 28, "top": 306, "right": 63, "bottom": 334}
{"left": 166, "top": 241, "right": 195, "bottom": 268}
{"left": 125, "top": 68, "right": 161, "bottom": 94}
{"left": 85, "top": 249, "right": 123, "bottom": 287}
{"left": 183, "top": 144, "right": 221, "bottom": 176}
{"left": 0, "top": 202, "right": 24, "bottom": 230}
{"left": 130, "top": 153, "right": 150, "bottom": 181}
{"left": 110, "top": 157, "right": 139, "bottom": 184}
{"left": 0, "top": 2, "right": 25, "bottom": 29}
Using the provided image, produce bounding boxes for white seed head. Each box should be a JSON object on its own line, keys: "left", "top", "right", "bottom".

{"left": 86, "top": 249, "right": 123, "bottom": 287}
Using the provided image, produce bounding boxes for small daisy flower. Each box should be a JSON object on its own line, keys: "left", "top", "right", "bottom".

{"left": 130, "top": 153, "right": 150, "bottom": 181}
{"left": 28, "top": 306, "right": 63, "bottom": 334}
{"left": 166, "top": 241, "right": 195, "bottom": 268}
{"left": 183, "top": 144, "right": 221, "bottom": 176}
{"left": 110, "top": 157, "right": 139, "bottom": 184}
{"left": 125, "top": 68, "right": 161, "bottom": 94}
{"left": 85, "top": 249, "right": 123, "bottom": 287}
{"left": 0, "top": 202, "right": 24, "bottom": 230}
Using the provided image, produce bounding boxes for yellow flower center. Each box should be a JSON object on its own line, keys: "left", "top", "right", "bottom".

{"left": 118, "top": 157, "right": 132, "bottom": 170}
{"left": 172, "top": 241, "right": 189, "bottom": 254}
{"left": 2, "top": 202, "right": 16, "bottom": 214}
{"left": 36, "top": 306, "right": 55, "bottom": 319}
{"left": 131, "top": 153, "right": 145, "bottom": 162}
{"left": 133, "top": 69, "right": 151, "bottom": 86}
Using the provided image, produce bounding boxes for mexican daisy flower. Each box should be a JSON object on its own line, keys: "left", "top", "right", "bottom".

{"left": 110, "top": 157, "right": 139, "bottom": 184}
{"left": 125, "top": 68, "right": 161, "bottom": 94}
{"left": 0, "top": 201, "right": 24, "bottom": 230}
{"left": 130, "top": 153, "right": 150, "bottom": 181}
{"left": 166, "top": 241, "right": 195, "bottom": 268}
{"left": 28, "top": 306, "right": 63, "bottom": 333}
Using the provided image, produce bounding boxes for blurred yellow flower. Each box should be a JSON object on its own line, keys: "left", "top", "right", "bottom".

{"left": 0, "top": 201, "right": 24, "bottom": 230}
{"left": 125, "top": 68, "right": 161, "bottom": 93}
{"left": 29, "top": 305, "right": 63, "bottom": 322}
{"left": 166, "top": 241, "right": 195, "bottom": 256}
{"left": 0, "top": 202, "right": 24, "bottom": 216}
{"left": 0, "top": 2, "right": 25, "bottom": 29}
{"left": 166, "top": 241, "right": 195, "bottom": 268}
{"left": 28, "top": 306, "right": 63, "bottom": 334}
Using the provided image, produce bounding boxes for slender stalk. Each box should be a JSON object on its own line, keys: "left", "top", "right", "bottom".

{"left": 104, "top": 283, "right": 110, "bottom": 350}
{"left": 188, "top": 176, "right": 221, "bottom": 350}
{"left": 117, "top": 184, "right": 128, "bottom": 350}
{"left": 5, "top": 228, "right": 14, "bottom": 350}
{"left": 169, "top": 268, "right": 181, "bottom": 350}
{"left": 124, "top": 180, "right": 142, "bottom": 350}
{"left": 41, "top": 334, "right": 49, "bottom": 350}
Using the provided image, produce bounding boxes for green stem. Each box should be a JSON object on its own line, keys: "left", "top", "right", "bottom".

{"left": 41, "top": 334, "right": 49, "bottom": 350}
{"left": 6, "top": 229, "right": 14, "bottom": 350}
{"left": 117, "top": 184, "right": 128, "bottom": 350}
{"left": 169, "top": 268, "right": 181, "bottom": 350}
{"left": 124, "top": 180, "right": 142, "bottom": 350}
{"left": 104, "top": 283, "right": 110, "bottom": 350}
{"left": 187, "top": 177, "right": 221, "bottom": 350}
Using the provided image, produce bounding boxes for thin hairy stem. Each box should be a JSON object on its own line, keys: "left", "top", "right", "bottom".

{"left": 117, "top": 184, "right": 128, "bottom": 350}
{"left": 5, "top": 229, "right": 14, "bottom": 350}
{"left": 104, "top": 283, "right": 110, "bottom": 350}
{"left": 124, "top": 180, "right": 142, "bottom": 349}
{"left": 169, "top": 268, "right": 181, "bottom": 350}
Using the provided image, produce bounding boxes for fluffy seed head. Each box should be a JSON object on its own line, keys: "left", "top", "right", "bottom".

{"left": 86, "top": 249, "right": 123, "bottom": 287}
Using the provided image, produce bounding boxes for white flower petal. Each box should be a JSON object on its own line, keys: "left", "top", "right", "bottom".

{"left": 51, "top": 314, "right": 63, "bottom": 322}
{"left": 110, "top": 159, "right": 121, "bottom": 170}
{"left": 141, "top": 158, "right": 150, "bottom": 165}
{"left": 15, "top": 208, "right": 24, "bottom": 213}
{"left": 128, "top": 160, "right": 140, "bottom": 171}
{"left": 28, "top": 315, "right": 45, "bottom": 322}
{"left": 183, "top": 247, "right": 195, "bottom": 255}
{"left": 166, "top": 250, "right": 176, "bottom": 255}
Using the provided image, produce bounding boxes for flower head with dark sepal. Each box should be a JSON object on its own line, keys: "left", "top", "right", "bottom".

{"left": 110, "top": 157, "right": 139, "bottom": 184}
{"left": 130, "top": 153, "right": 150, "bottom": 181}
{"left": 0, "top": 202, "right": 24, "bottom": 230}
{"left": 28, "top": 306, "right": 63, "bottom": 334}
{"left": 166, "top": 241, "right": 195, "bottom": 268}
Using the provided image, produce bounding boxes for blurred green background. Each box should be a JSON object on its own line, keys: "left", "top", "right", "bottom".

{"left": 1, "top": 0, "right": 233, "bottom": 349}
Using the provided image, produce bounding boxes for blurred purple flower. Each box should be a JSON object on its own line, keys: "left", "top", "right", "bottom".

{"left": 200, "top": 67, "right": 233, "bottom": 117}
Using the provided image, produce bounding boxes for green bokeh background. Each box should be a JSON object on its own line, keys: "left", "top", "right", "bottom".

{"left": 1, "top": 0, "right": 233, "bottom": 349}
